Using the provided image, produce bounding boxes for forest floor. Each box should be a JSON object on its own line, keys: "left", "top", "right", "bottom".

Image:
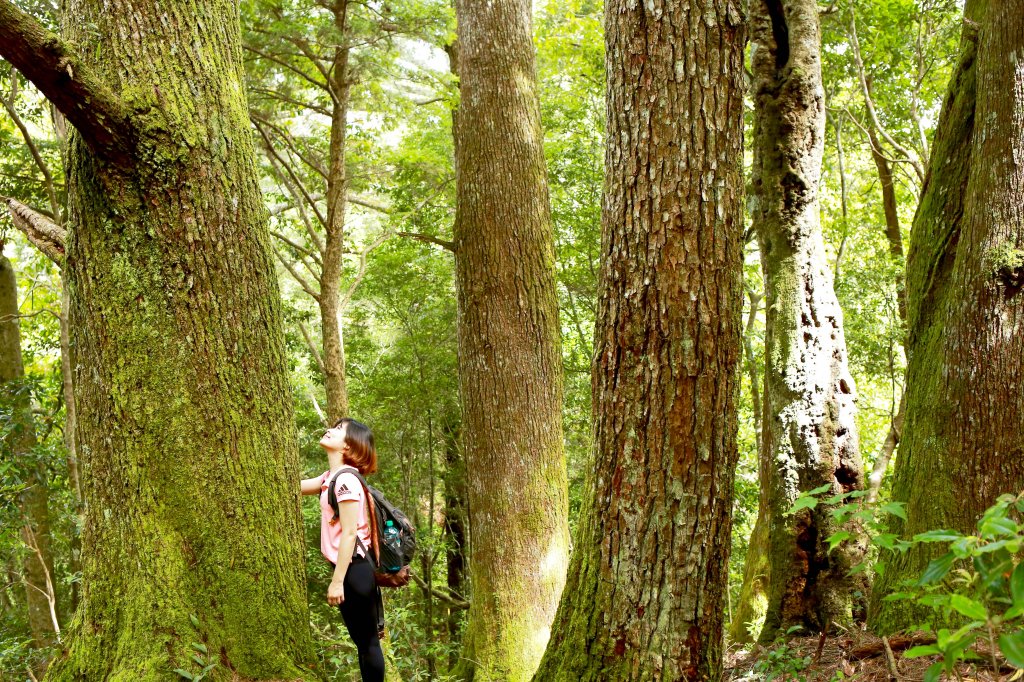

{"left": 725, "top": 631, "right": 1018, "bottom": 681}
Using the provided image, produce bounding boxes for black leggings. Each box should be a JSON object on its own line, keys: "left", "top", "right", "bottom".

{"left": 339, "top": 556, "right": 385, "bottom": 682}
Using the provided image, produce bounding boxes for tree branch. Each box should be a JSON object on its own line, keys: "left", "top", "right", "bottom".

{"left": 339, "top": 230, "right": 390, "bottom": 312}
{"left": 297, "top": 318, "right": 326, "bottom": 375}
{"left": 409, "top": 571, "right": 469, "bottom": 610}
{"left": 271, "top": 230, "right": 323, "bottom": 269}
{"left": 3, "top": 196, "right": 66, "bottom": 265}
{"left": 2, "top": 75, "right": 61, "bottom": 223}
{"left": 0, "top": 0, "right": 133, "bottom": 166}
{"left": 273, "top": 248, "right": 321, "bottom": 302}
{"left": 347, "top": 193, "right": 391, "bottom": 213}
{"left": 848, "top": 15, "right": 925, "bottom": 183}
{"left": 395, "top": 231, "right": 455, "bottom": 252}
{"left": 254, "top": 119, "right": 328, "bottom": 230}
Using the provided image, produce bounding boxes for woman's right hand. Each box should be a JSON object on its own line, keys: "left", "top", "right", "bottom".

{"left": 327, "top": 580, "right": 345, "bottom": 606}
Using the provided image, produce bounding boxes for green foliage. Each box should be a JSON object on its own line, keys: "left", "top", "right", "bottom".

{"left": 793, "top": 489, "right": 1024, "bottom": 677}
{"left": 171, "top": 627, "right": 219, "bottom": 682}
{"left": 752, "top": 627, "right": 813, "bottom": 682}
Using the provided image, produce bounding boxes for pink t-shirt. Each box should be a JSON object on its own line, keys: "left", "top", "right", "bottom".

{"left": 319, "top": 469, "right": 372, "bottom": 564}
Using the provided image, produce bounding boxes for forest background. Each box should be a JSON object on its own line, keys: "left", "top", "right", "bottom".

{"left": 0, "top": 0, "right": 1012, "bottom": 679}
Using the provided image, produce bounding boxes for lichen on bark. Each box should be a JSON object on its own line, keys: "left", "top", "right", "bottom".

{"left": 745, "top": 0, "right": 867, "bottom": 643}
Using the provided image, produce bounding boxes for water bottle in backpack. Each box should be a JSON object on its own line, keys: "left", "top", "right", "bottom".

{"left": 382, "top": 520, "right": 402, "bottom": 572}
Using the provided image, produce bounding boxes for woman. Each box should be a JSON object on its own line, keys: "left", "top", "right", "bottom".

{"left": 301, "top": 417, "right": 384, "bottom": 682}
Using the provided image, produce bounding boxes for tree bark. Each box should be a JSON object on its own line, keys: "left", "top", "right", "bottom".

{"left": 0, "top": 0, "right": 319, "bottom": 677}
{"left": 749, "top": 0, "right": 867, "bottom": 642}
{"left": 319, "top": 1, "right": 352, "bottom": 423}
{"left": 1, "top": 252, "right": 59, "bottom": 659}
{"left": 533, "top": 0, "right": 745, "bottom": 677}
{"left": 870, "top": 0, "right": 1024, "bottom": 633}
{"left": 449, "top": 0, "right": 570, "bottom": 676}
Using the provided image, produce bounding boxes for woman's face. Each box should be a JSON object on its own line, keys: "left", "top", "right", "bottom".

{"left": 320, "top": 423, "right": 348, "bottom": 453}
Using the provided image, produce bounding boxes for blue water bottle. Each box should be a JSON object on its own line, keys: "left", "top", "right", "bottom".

{"left": 383, "top": 520, "right": 402, "bottom": 571}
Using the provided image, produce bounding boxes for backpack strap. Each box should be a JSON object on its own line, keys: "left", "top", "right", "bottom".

{"left": 327, "top": 466, "right": 379, "bottom": 564}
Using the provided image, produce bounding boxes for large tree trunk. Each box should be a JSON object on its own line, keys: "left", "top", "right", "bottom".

{"left": 1, "top": 253, "right": 59, "bottom": 658}
{"left": 749, "top": 0, "right": 867, "bottom": 642}
{"left": 532, "top": 0, "right": 745, "bottom": 677}
{"left": 449, "top": 0, "right": 570, "bottom": 675}
{"left": 869, "top": 0, "right": 1024, "bottom": 633}
{"left": 0, "top": 0, "right": 318, "bottom": 677}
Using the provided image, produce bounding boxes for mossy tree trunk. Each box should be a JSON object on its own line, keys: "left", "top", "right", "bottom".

{"left": 532, "top": 0, "right": 745, "bottom": 677}
{"left": 449, "top": 0, "right": 570, "bottom": 676}
{"left": 748, "top": 0, "right": 867, "bottom": 643}
{"left": 1, "top": 252, "right": 59, "bottom": 657}
{"left": 869, "top": 0, "right": 1024, "bottom": 633}
{"left": 0, "top": 0, "right": 318, "bottom": 678}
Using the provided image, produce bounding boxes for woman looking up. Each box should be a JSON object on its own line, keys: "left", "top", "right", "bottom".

{"left": 301, "top": 418, "right": 383, "bottom": 682}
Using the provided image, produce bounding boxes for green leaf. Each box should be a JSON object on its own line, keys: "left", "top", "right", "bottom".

{"left": 787, "top": 496, "right": 818, "bottom": 515}
{"left": 923, "top": 662, "right": 943, "bottom": 682}
{"left": 999, "top": 630, "right": 1024, "bottom": 667}
{"left": 827, "top": 531, "right": 852, "bottom": 551}
{"left": 191, "top": 642, "right": 208, "bottom": 654}
{"left": 880, "top": 502, "right": 907, "bottom": 520}
{"left": 872, "top": 533, "right": 899, "bottom": 550}
{"left": 948, "top": 595, "right": 988, "bottom": 621}
{"left": 806, "top": 484, "right": 833, "bottom": 496}
{"left": 848, "top": 561, "right": 869, "bottom": 576}
{"left": 1005, "top": 604, "right": 1024, "bottom": 620}
{"left": 1012, "top": 563, "right": 1024, "bottom": 606}
{"left": 174, "top": 670, "right": 195, "bottom": 681}
{"left": 882, "top": 591, "right": 918, "bottom": 602}
{"left": 913, "top": 530, "right": 963, "bottom": 543}
{"left": 905, "top": 645, "right": 942, "bottom": 658}
{"left": 189, "top": 614, "right": 200, "bottom": 628}
{"left": 918, "top": 552, "right": 956, "bottom": 585}
{"left": 190, "top": 654, "right": 206, "bottom": 666}
{"left": 980, "top": 514, "right": 1018, "bottom": 539}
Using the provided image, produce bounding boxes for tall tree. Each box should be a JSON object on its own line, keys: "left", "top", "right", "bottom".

{"left": 0, "top": 249, "right": 59, "bottom": 662}
{"left": 449, "top": 0, "right": 570, "bottom": 675}
{"left": 748, "top": 0, "right": 867, "bottom": 642}
{"left": 0, "top": 0, "right": 316, "bottom": 677}
{"left": 870, "top": 0, "right": 1024, "bottom": 632}
{"left": 532, "top": 0, "right": 745, "bottom": 677}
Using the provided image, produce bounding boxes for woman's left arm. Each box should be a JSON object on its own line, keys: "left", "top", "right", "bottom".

{"left": 328, "top": 500, "right": 360, "bottom": 606}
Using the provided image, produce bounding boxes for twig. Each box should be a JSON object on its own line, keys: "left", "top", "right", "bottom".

{"left": 409, "top": 571, "right": 469, "bottom": 610}
{"left": 882, "top": 636, "right": 900, "bottom": 680}
{"left": 814, "top": 621, "right": 830, "bottom": 664}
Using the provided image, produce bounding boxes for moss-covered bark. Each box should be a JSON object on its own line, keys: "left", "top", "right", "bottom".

{"left": 3, "top": 0, "right": 321, "bottom": 679}
{"left": 869, "top": 0, "right": 1024, "bottom": 633}
{"left": 1, "top": 253, "right": 59, "bottom": 656}
{"left": 748, "top": 0, "right": 867, "bottom": 643}
{"left": 450, "top": 0, "right": 570, "bottom": 676}
{"left": 532, "top": 0, "right": 745, "bottom": 677}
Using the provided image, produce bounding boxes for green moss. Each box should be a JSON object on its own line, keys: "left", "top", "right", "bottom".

{"left": 987, "top": 241, "right": 1024, "bottom": 275}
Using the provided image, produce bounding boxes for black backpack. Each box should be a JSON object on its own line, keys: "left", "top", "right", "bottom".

{"left": 328, "top": 467, "right": 416, "bottom": 587}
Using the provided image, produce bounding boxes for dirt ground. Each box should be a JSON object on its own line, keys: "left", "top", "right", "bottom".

{"left": 725, "top": 631, "right": 1022, "bottom": 681}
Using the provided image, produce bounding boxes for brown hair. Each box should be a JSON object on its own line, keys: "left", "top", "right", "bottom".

{"left": 336, "top": 417, "right": 378, "bottom": 475}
